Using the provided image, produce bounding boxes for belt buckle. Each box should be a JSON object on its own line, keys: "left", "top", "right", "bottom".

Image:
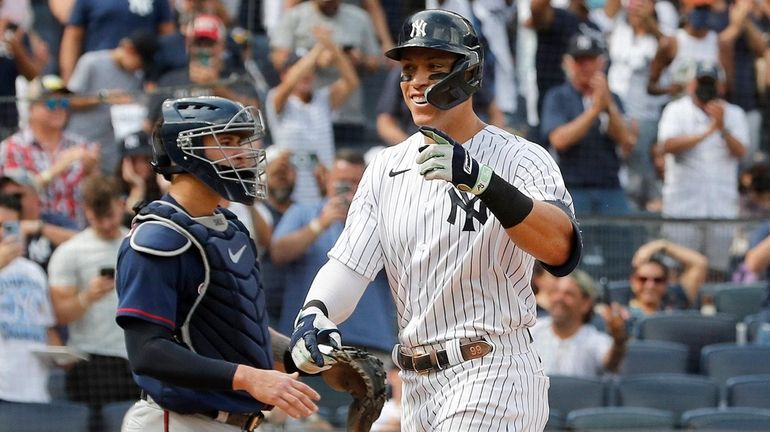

{"left": 244, "top": 413, "right": 263, "bottom": 432}
{"left": 411, "top": 352, "right": 433, "bottom": 375}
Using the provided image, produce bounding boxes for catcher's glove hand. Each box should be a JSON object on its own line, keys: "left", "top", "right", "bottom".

{"left": 321, "top": 346, "right": 388, "bottom": 432}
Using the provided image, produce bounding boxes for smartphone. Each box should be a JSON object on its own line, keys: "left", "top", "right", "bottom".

{"left": 2, "top": 220, "right": 20, "bottom": 239}
{"left": 100, "top": 267, "right": 115, "bottom": 278}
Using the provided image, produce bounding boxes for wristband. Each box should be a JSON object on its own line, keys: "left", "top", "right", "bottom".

{"left": 477, "top": 173, "right": 534, "bottom": 228}
{"left": 308, "top": 218, "right": 323, "bottom": 235}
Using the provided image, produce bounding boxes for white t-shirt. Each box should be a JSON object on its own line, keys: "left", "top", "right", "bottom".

{"left": 48, "top": 228, "right": 128, "bottom": 357}
{"left": 658, "top": 96, "right": 748, "bottom": 218}
{"left": 531, "top": 317, "right": 612, "bottom": 377}
{"left": 0, "top": 258, "right": 53, "bottom": 402}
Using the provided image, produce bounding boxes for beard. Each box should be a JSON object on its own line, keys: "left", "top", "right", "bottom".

{"left": 270, "top": 185, "right": 294, "bottom": 204}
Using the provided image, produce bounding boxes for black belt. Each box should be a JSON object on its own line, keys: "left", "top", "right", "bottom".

{"left": 397, "top": 337, "right": 493, "bottom": 374}
{"left": 140, "top": 391, "right": 264, "bottom": 431}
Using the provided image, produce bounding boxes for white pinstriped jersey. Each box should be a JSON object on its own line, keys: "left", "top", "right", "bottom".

{"left": 328, "top": 125, "right": 573, "bottom": 349}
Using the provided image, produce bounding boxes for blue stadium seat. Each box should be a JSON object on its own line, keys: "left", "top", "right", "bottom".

{"left": 548, "top": 375, "right": 606, "bottom": 415}
{"left": 545, "top": 408, "right": 564, "bottom": 431}
{"left": 701, "top": 343, "right": 770, "bottom": 387}
{"left": 744, "top": 311, "right": 770, "bottom": 343}
{"left": 713, "top": 284, "right": 768, "bottom": 321}
{"left": 634, "top": 312, "right": 736, "bottom": 372}
{"left": 0, "top": 401, "right": 89, "bottom": 432}
{"left": 681, "top": 407, "right": 770, "bottom": 430}
{"left": 613, "top": 374, "right": 719, "bottom": 420}
{"left": 102, "top": 400, "right": 136, "bottom": 432}
{"left": 726, "top": 375, "right": 770, "bottom": 408}
{"left": 619, "top": 340, "right": 689, "bottom": 376}
{"left": 566, "top": 406, "right": 676, "bottom": 431}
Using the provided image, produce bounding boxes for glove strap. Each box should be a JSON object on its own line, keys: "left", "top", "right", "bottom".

{"left": 467, "top": 164, "right": 493, "bottom": 195}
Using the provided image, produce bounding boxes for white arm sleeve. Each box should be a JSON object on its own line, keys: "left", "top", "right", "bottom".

{"left": 303, "top": 258, "right": 371, "bottom": 324}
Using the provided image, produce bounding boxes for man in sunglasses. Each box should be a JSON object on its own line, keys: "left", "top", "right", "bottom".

{"left": 0, "top": 74, "right": 99, "bottom": 228}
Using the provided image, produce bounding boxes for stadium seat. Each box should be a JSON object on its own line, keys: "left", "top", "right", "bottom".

{"left": 47, "top": 368, "right": 68, "bottom": 401}
{"left": 545, "top": 408, "right": 564, "bottom": 431}
{"left": 713, "top": 284, "right": 768, "bottom": 321}
{"left": 634, "top": 312, "right": 736, "bottom": 372}
{"left": 548, "top": 375, "right": 606, "bottom": 415}
{"left": 701, "top": 343, "right": 770, "bottom": 387}
{"left": 726, "top": 375, "right": 770, "bottom": 408}
{"left": 744, "top": 311, "right": 770, "bottom": 343}
{"left": 681, "top": 407, "right": 770, "bottom": 430}
{"left": 619, "top": 340, "right": 689, "bottom": 376}
{"left": 565, "top": 406, "right": 676, "bottom": 431}
{"left": 0, "top": 401, "right": 90, "bottom": 432}
{"left": 613, "top": 374, "right": 719, "bottom": 420}
{"left": 102, "top": 400, "right": 135, "bottom": 432}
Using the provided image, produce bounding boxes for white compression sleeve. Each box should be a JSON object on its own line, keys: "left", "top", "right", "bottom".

{"left": 303, "top": 258, "right": 371, "bottom": 324}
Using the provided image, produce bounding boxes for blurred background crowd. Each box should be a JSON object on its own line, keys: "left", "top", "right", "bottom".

{"left": 2, "top": 0, "right": 770, "bottom": 431}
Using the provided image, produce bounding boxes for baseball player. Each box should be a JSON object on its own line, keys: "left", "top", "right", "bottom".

{"left": 289, "top": 9, "right": 583, "bottom": 431}
{"left": 115, "top": 96, "right": 319, "bottom": 431}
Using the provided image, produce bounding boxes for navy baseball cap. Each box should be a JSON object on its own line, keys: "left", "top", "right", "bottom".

{"left": 120, "top": 130, "right": 154, "bottom": 157}
{"left": 567, "top": 33, "right": 605, "bottom": 58}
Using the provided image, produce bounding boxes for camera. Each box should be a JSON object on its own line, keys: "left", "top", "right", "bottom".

{"left": 100, "top": 267, "right": 115, "bottom": 278}
{"left": 334, "top": 181, "right": 353, "bottom": 207}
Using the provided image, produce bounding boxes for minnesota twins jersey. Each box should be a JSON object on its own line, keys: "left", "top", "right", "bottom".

{"left": 328, "top": 125, "right": 573, "bottom": 350}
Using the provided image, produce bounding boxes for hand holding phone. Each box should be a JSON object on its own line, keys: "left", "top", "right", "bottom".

{"left": 100, "top": 267, "right": 115, "bottom": 279}
{"left": 2, "top": 221, "right": 21, "bottom": 239}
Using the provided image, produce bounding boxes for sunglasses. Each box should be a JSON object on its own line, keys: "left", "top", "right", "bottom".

{"left": 45, "top": 98, "right": 70, "bottom": 110}
{"left": 635, "top": 275, "right": 666, "bottom": 284}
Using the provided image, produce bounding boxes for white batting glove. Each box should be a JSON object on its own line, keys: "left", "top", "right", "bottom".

{"left": 416, "top": 126, "right": 493, "bottom": 195}
{"left": 289, "top": 306, "right": 341, "bottom": 374}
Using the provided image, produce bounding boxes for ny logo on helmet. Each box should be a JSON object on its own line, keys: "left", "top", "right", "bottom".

{"left": 410, "top": 19, "right": 427, "bottom": 38}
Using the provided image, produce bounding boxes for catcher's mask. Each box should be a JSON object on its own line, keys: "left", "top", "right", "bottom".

{"left": 152, "top": 96, "right": 267, "bottom": 205}
{"left": 385, "top": 9, "right": 484, "bottom": 110}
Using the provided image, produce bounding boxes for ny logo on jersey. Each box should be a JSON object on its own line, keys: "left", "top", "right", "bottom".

{"left": 411, "top": 19, "right": 427, "bottom": 38}
{"left": 447, "top": 190, "right": 488, "bottom": 231}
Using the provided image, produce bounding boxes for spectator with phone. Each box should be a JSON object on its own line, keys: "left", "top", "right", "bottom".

{"left": 531, "top": 270, "right": 629, "bottom": 378}
{"left": 0, "top": 193, "right": 63, "bottom": 403}
{"left": 657, "top": 61, "right": 748, "bottom": 276}
{"left": 48, "top": 176, "right": 139, "bottom": 431}
{"left": 270, "top": 149, "right": 399, "bottom": 426}
{"left": 0, "top": 170, "right": 78, "bottom": 272}
{"left": 265, "top": 25, "right": 359, "bottom": 204}
{"left": 146, "top": 14, "right": 259, "bottom": 127}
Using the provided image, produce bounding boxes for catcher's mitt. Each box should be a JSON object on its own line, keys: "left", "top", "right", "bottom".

{"left": 321, "top": 346, "right": 388, "bottom": 432}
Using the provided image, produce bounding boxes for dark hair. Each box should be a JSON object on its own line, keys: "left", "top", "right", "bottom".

{"left": 632, "top": 256, "right": 670, "bottom": 281}
{"left": 334, "top": 148, "right": 366, "bottom": 166}
{"left": 82, "top": 175, "right": 123, "bottom": 218}
{"left": 0, "top": 193, "right": 22, "bottom": 214}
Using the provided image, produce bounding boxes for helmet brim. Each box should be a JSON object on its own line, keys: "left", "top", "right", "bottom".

{"left": 385, "top": 40, "right": 470, "bottom": 61}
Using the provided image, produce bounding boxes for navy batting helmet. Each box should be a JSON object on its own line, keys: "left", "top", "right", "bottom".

{"left": 385, "top": 9, "right": 483, "bottom": 110}
{"left": 151, "top": 96, "right": 267, "bottom": 205}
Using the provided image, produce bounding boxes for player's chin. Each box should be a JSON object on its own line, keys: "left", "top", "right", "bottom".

{"left": 409, "top": 104, "right": 440, "bottom": 127}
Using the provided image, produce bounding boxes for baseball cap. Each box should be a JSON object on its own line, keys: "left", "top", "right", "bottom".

{"left": 570, "top": 269, "right": 599, "bottom": 301}
{"left": 191, "top": 14, "right": 224, "bottom": 42}
{"left": 26, "top": 74, "right": 71, "bottom": 101}
{"left": 125, "top": 29, "right": 160, "bottom": 69}
{"left": 120, "top": 130, "right": 154, "bottom": 157}
{"left": 694, "top": 62, "right": 722, "bottom": 81}
{"left": 567, "top": 33, "right": 605, "bottom": 58}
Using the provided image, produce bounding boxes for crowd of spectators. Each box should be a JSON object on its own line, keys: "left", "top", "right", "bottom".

{"left": 2, "top": 0, "right": 770, "bottom": 430}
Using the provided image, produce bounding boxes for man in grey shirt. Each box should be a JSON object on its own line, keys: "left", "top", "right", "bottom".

{"left": 65, "top": 30, "right": 158, "bottom": 173}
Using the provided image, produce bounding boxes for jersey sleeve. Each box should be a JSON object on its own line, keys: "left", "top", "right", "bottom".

{"left": 115, "top": 242, "right": 182, "bottom": 330}
{"left": 327, "top": 153, "right": 384, "bottom": 280}
{"left": 509, "top": 142, "right": 574, "bottom": 212}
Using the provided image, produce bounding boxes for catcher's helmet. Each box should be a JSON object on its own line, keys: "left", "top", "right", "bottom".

{"left": 385, "top": 9, "right": 483, "bottom": 110}
{"left": 151, "top": 96, "right": 267, "bottom": 205}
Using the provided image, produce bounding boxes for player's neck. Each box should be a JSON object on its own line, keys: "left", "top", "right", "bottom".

{"left": 433, "top": 107, "right": 485, "bottom": 144}
{"left": 168, "top": 174, "right": 221, "bottom": 217}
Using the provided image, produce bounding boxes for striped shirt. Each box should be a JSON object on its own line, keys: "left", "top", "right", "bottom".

{"left": 329, "top": 125, "right": 573, "bottom": 349}
{"left": 266, "top": 87, "right": 335, "bottom": 204}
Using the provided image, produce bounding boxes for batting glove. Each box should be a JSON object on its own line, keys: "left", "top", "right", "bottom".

{"left": 416, "top": 126, "right": 493, "bottom": 195}
{"left": 290, "top": 306, "right": 341, "bottom": 374}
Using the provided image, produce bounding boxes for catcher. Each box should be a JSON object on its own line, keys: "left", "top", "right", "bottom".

{"left": 115, "top": 96, "right": 386, "bottom": 432}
